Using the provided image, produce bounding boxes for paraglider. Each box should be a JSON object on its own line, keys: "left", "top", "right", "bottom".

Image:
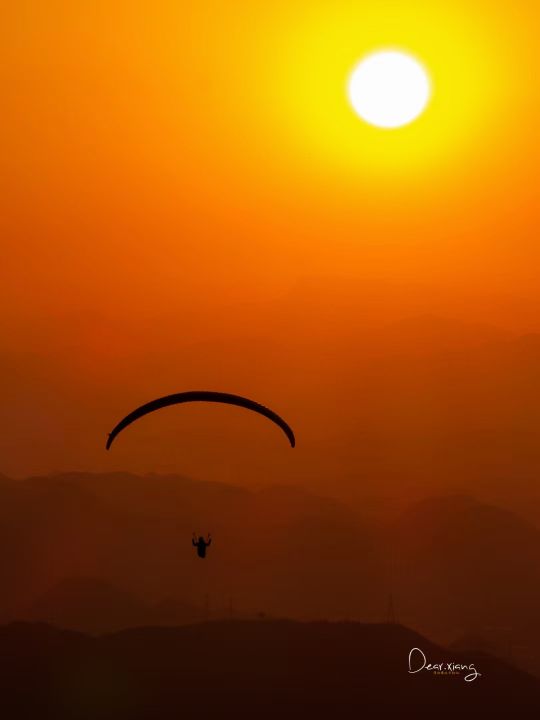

{"left": 105, "top": 390, "right": 296, "bottom": 450}
{"left": 192, "top": 532, "right": 212, "bottom": 559}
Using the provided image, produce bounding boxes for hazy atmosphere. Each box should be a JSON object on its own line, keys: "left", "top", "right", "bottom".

{"left": 2, "top": 1, "right": 540, "bottom": 716}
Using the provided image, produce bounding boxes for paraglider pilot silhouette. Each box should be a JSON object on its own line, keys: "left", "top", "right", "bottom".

{"left": 193, "top": 532, "right": 212, "bottom": 559}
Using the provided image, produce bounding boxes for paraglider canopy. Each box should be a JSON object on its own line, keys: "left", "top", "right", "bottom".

{"left": 106, "top": 391, "right": 296, "bottom": 450}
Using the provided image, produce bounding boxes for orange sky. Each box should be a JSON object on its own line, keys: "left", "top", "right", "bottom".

{"left": 1, "top": 1, "right": 540, "bottom": 498}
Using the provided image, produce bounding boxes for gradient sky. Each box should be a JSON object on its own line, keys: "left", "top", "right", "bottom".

{"left": 1, "top": 1, "right": 540, "bottom": 496}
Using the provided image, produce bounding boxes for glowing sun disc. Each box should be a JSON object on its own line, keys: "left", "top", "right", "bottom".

{"left": 348, "top": 51, "right": 431, "bottom": 129}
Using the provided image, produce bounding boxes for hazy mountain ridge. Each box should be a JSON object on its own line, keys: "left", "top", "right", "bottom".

{"left": 4, "top": 314, "right": 540, "bottom": 513}
{"left": 390, "top": 493, "right": 540, "bottom": 675}
{"left": 0, "top": 472, "right": 539, "bottom": 677}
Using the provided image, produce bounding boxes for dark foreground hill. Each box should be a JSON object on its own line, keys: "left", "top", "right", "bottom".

{"left": 1, "top": 620, "right": 539, "bottom": 719}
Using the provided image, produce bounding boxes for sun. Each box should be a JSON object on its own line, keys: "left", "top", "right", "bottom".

{"left": 348, "top": 51, "right": 431, "bottom": 129}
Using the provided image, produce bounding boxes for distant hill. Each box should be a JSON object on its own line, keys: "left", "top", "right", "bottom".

{"left": 1, "top": 473, "right": 540, "bottom": 677}
{"left": 0, "top": 619, "right": 538, "bottom": 718}
{"left": 4, "top": 313, "right": 540, "bottom": 516}
{"left": 23, "top": 577, "right": 224, "bottom": 633}
{"left": 392, "top": 495, "right": 540, "bottom": 629}
{"left": 0, "top": 472, "right": 387, "bottom": 624}
{"left": 391, "top": 494, "right": 540, "bottom": 675}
